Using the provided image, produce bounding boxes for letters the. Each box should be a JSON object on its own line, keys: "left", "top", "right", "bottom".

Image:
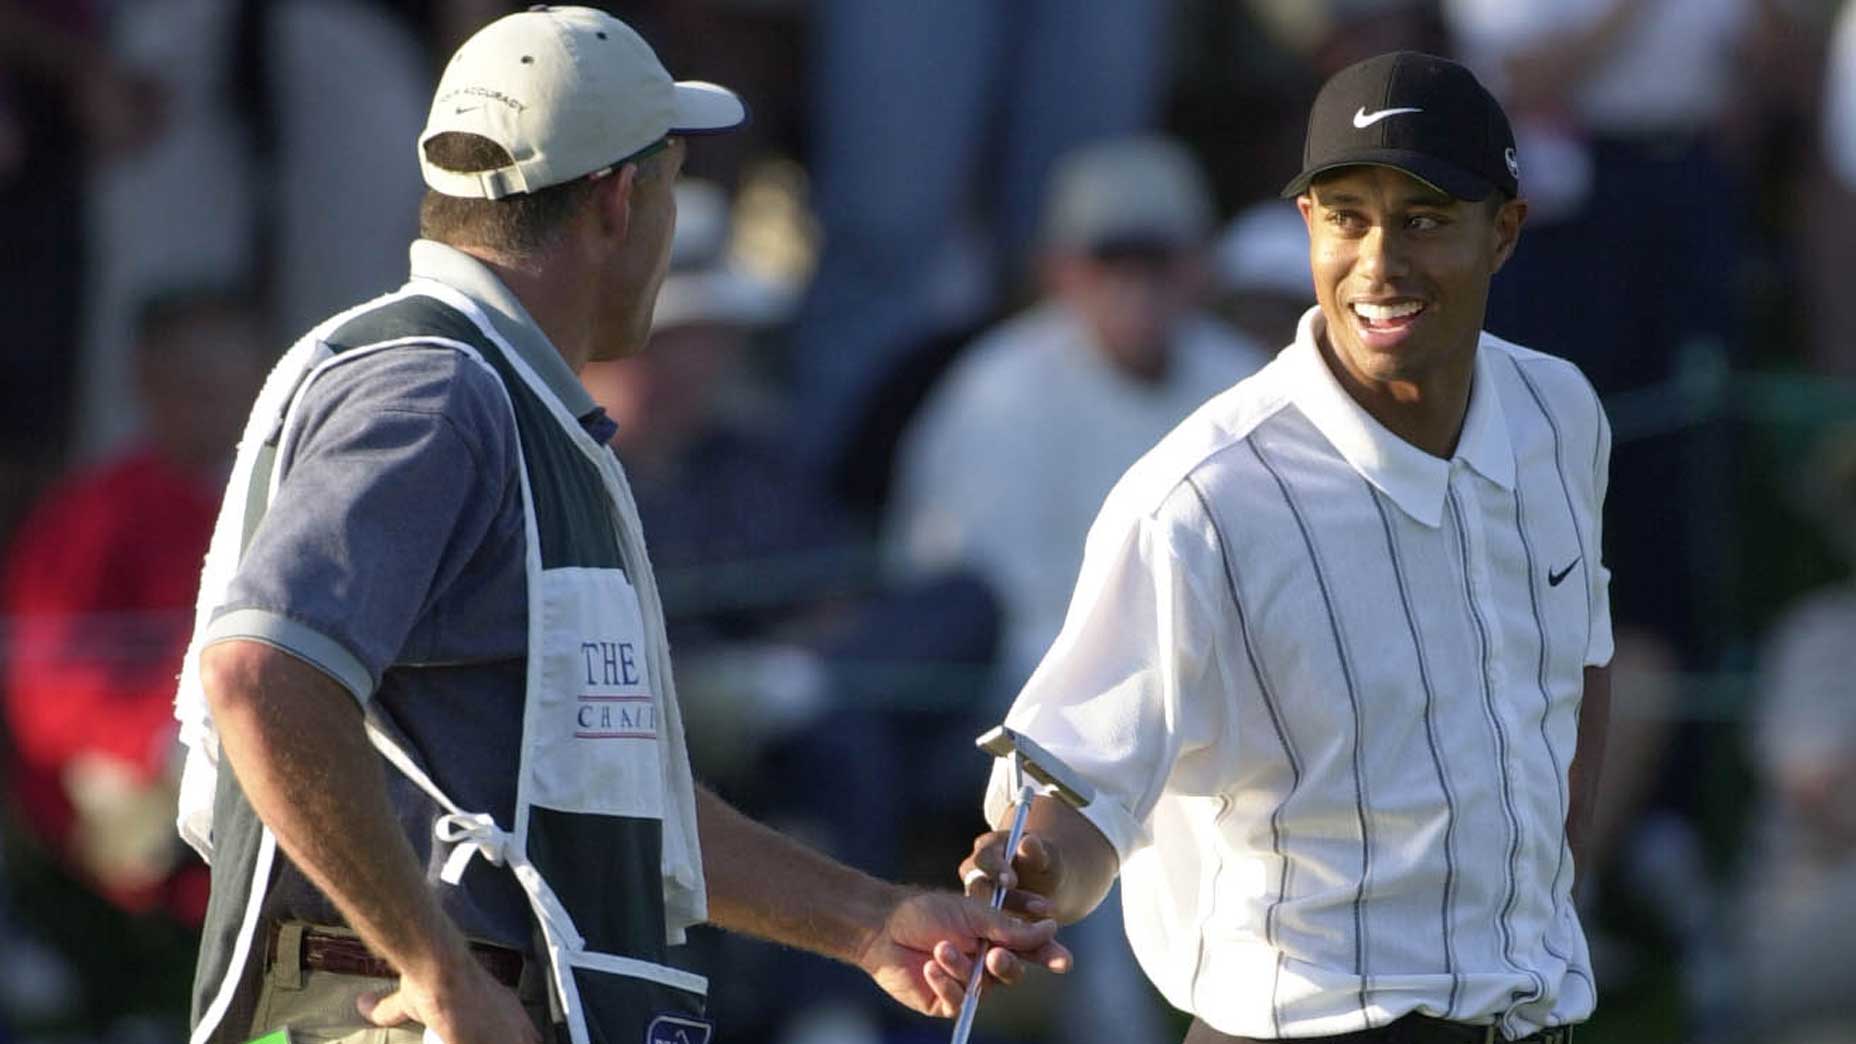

{"left": 581, "top": 640, "right": 643, "bottom": 688}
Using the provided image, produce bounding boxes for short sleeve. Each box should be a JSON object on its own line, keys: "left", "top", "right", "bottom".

{"left": 982, "top": 482, "right": 1234, "bottom": 863}
{"left": 203, "top": 347, "right": 514, "bottom": 702}
{"left": 1585, "top": 392, "right": 1615, "bottom": 667}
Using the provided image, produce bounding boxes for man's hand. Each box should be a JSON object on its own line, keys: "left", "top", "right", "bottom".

{"left": 956, "top": 796, "right": 1121, "bottom": 925}
{"left": 694, "top": 787, "right": 1073, "bottom": 1017}
{"left": 959, "top": 829, "right": 1063, "bottom": 919}
{"left": 356, "top": 952, "right": 540, "bottom": 1044}
{"left": 852, "top": 889, "right": 1071, "bottom": 1017}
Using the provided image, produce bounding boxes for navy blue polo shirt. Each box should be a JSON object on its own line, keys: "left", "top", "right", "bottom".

{"left": 203, "top": 240, "right": 616, "bottom": 949}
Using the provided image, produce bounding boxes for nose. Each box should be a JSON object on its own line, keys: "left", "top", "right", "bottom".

{"left": 1355, "top": 223, "right": 1410, "bottom": 283}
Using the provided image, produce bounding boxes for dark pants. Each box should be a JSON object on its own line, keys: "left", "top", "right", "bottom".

{"left": 1184, "top": 1013, "right": 1573, "bottom": 1044}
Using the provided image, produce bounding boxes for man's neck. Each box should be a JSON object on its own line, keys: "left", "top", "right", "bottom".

{"left": 466, "top": 246, "right": 599, "bottom": 374}
{"left": 1315, "top": 333, "right": 1474, "bottom": 459}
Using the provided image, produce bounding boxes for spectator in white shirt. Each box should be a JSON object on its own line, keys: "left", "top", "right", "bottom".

{"left": 1737, "top": 424, "right": 1856, "bottom": 1043}
{"left": 888, "top": 135, "right": 1266, "bottom": 696}
{"left": 1213, "top": 199, "right": 1316, "bottom": 350}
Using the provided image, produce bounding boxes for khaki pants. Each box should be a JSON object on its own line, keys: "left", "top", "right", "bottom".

{"left": 248, "top": 923, "right": 548, "bottom": 1044}
{"left": 249, "top": 964, "right": 421, "bottom": 1044}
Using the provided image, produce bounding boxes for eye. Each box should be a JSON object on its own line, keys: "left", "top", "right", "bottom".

{"left": 1324, "top": 209, "right": 1368, "bottom": 235}
{"left": 1406, "top": 213, "right": 1446, "bottom": 231}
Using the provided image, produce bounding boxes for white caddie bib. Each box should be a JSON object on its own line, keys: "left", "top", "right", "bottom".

{"left": 176, "top": 283, "right": 710, "bottom": 1044}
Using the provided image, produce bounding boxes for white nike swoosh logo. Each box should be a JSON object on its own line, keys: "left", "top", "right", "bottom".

{"left": 1353, "top": 105, "right": 1423, "bottom": 129}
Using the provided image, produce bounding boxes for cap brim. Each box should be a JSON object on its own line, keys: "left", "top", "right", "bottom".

{"left": 1280, "top": 149, "right": 1496, "bottom": 202}
{"left": 671, "top": 81, "right": 749, "bottom": 135}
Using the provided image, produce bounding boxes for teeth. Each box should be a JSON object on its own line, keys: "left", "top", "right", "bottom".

{"left": 1352, "top": 300, "right": 1424, "bottom": 321}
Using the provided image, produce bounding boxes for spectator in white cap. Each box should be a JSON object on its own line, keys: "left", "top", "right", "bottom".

{"left": 177, "top": 9, "right": 1068, "bottom": 1044}
{"left": 891, "top": 135, "right": 1267, "bottom": 697}
{"left": 581, "top": 177, "right": 836, "bottom": 604}
{"left": 1213, "top": 199, "right": 1317, "bottom": 348}
{"left": 584, "top": 179, "right": 794, "bottom": 489}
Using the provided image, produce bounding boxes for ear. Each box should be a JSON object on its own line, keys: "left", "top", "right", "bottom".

{"left": 591, "top": 163, "right": 637, "bottom": 244}
{"left": 1295, "top": 192, "right": 1316, "bottom": 228}
{"left": 1489, "top": 196, "right": 1528, "bottom": 274}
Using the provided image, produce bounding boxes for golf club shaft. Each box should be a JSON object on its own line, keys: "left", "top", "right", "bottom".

{"left": 948, "top": 783, "right": 1035, "bottom": 1044}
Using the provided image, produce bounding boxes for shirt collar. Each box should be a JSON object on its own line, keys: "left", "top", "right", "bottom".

{"left": 1285, "top": 306, "right": 1514, "bottom": 528}
{"left": 407, "top": 239, "right": 600, "bottom": 421}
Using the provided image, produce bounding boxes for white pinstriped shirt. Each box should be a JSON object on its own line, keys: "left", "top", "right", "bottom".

{"left": 985, "top": 307, "right": 1612, "bottom": 1040}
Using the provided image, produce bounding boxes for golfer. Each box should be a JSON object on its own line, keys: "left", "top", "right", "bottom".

{"left": 960, "top": 51, "right": 1610, "bottom": 1044}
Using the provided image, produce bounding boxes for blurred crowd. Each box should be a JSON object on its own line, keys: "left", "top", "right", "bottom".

{"left": 2, "top": 1, "right": 1854, "bottom": 1042}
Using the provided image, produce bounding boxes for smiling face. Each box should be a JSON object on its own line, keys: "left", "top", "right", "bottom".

{"left": 1298, "top": 165, "right": 1523, "bottom": 403}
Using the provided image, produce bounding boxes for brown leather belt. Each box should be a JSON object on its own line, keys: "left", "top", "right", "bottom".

{"left": 266, "top": 922, "right": 525, "bottom": 988}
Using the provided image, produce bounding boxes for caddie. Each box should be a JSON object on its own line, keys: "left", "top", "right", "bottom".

{"left": 173, "top": 8, "right": 1068, "bottom": 1043}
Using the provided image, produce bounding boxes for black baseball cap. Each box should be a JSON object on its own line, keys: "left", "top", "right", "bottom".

{"left": 1280, "top": 51, "right": 1518, "bottom": 202}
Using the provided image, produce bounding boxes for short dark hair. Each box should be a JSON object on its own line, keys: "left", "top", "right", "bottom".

{"left": 418, "top": 132, "right": 600, "bottom": 255}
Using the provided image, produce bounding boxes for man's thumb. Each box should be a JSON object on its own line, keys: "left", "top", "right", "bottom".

{"left": 358, "top": 987, "right": 411, "bottom": 1027}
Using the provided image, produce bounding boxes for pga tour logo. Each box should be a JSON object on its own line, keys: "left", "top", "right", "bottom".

{"left": 646, "top": 1014, "right": 713, "bottom": 1044}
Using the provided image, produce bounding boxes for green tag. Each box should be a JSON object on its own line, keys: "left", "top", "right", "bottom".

{"left": 246, "top": 1031, "right": 291, "bottom": 1044}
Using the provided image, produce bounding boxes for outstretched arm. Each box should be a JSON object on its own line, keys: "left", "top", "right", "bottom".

{"left": 695, "top": 786, "right": 1071, "bottom": 1016}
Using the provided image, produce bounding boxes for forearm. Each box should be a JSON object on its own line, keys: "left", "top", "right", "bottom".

{"left": 1010, "top": 796, "right": 1119, "bottom": 925}
{"left": 695, "top": 785, "right": 904, "bottom": 964}
{"left": 1566, "top": 665, "right": 1612, "bottom": 878}
{"left": 202, "top": 639, "right": 470, "bottom": 982}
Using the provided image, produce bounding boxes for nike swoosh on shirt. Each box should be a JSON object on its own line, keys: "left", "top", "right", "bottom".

{"left": 1548, "top": 557, "right": 1582, "bottom": 587}
{"left": 1353, "top": 106, "right": 1423, "bottom": 129}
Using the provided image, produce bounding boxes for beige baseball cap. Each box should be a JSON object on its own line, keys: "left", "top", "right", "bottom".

{"left": 418, "top": 6, "right": 746, "bottom": 200}
{"left": 1040, "top": 135, "right": 1214, "bottom": 254}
